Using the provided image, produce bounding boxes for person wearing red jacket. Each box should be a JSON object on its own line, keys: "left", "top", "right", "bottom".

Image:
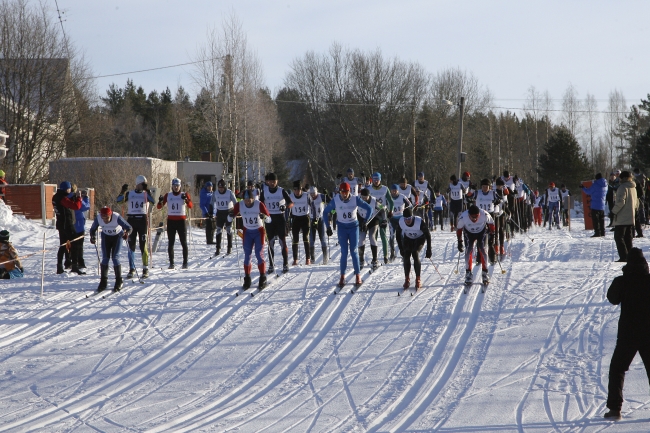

{"left": 157, "top": 177, "right": 193, "bottom": 269}
{"left": 52, "top": 181, "right": 83, "bottom": 274}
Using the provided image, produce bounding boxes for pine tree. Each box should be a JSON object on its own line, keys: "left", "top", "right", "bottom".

{"left": 538, "top": 127, "right": 591, "bottom": 188}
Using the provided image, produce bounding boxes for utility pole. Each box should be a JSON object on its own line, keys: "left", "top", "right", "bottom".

{"left": 412, "top": 108, "right": 417, "bottom": 181}
{"left": 456, "top": 96, "right": 465, "bottom": 178}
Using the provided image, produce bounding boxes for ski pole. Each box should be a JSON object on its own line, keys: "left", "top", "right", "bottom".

{"left": 235, "top": 224, "right": 242, "bottom": 281}
{"left": 94, "top": 242, "right": 101, "bottom": 275}
{"left": 493, "top": 245, "right": 506, "bottom": 274}
{"left": 263, "top": 222, "right": 279, "bottom": 278}
{"left": 454, "top": 249, "right": 461, "bottom": 274}
{"left": 427, "top": 257, "right": 443, "bottom": 279}
{"left": 509, "top": 217, "right": 535, "bottom": 242}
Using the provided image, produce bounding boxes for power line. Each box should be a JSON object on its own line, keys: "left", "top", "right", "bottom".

{"left": 90, "top": 56, "right": 227, "bottom": 80}
{"left": 271, "top": 99, "right": 634, "bottom": 115}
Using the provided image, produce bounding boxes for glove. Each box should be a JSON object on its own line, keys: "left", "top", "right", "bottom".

{"left": 264, "top": 216, "right": 272, "bottom": 224}
{"left": 388, "top": 211, "right": 393, "bottom": 219}
{"left": 379, "top": 220, "right": 388, "bottom": 229}
{"left": 327, "top": 227, "right": 333, "bottom": 237}
{"left": 121, "top": 184, "right": 129, "bottom": 193}
{"left": 122, "top": 231, "right": 129, "bottom": 240}
{"left": 311, "top": 218, "right": 320, "bottom": 229}
{"left": 181, "top": 192, "right": 187, "bottom": 201}
{"left": 141, "top": 182, "right": 148, "bottom": 191}
{"left": 158, "top": 195, "right": 164, "bottom": 204}
{"left": 90, "top": 236, "right": 96, "bottom": 245}
{"left": 457, "top": 240, "right": 464, "bottom": 252}
{"left": 359, "top": 219, "right": 367, "bottom": 232}
{"left": 279, "top": 204, "right": 286, "bottom": 212}
{"left": 426, "top": 248, "right": 432, "bottom": 258}
{"left": 227, "top": 211, "right": 234, "bottom": 223}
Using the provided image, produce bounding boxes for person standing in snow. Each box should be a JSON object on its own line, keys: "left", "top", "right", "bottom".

{"left": 157, "top": 177, "right": 193, "bottom": 269}
{"left": 447, "top": 174, "right": 466, "bottom": 231}
{"left": 324, "top": 182, "right": 373, "bottom": 287}
{"left": 545, "top": 182, "right": 561, "bottom": 230}
{"left": 0, "top": 170, "right": 7, "bottom": 203}
{"left": 70, "top": 186, "right": 90, "bottom": 271}
{"left": 396, "top": 207, "right": 431, "bottom": 290}
{"left": 457, "top": 205, "right": 495, "bottom": 286}
{"left": 603, "top": 248, "right": 650, "bottom": 421}
{"left": 431, "top": 189, "right": 447, "bottom": 231}
{"left": 199, "top": 181, "right": 215, "bottom": 245}
{"left": 117, "top": 175, "right": 155, "bottom": 279}
{"left": 90, "top": 206, "right": 132, "bottom": 292}
{"left": 0, "top": 230, "right": 24, "bottom": 279}
{"left": 367, "top": 172, "right": 393, "bottom": 264}
{"left": 580, "top": 173, "right": 608, "bottom": 237}
{"left": 52, "top": 181, "right": 83, "bottom": 275}
{"left": 612, "top": 171, "right": 638, "bottom": 262}
{"left": 210, "top": 179, "right": 238, "bottom": 255}
{"left": 227, "top": 189, "right": 272, "bottom": 290}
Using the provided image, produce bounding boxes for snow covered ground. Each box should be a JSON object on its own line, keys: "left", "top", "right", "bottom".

{"left": 0, "top": 202, "right": 649, "bottom": 432}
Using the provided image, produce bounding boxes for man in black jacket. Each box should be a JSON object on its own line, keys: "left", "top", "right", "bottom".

{"left": 604, "top": 247, "right": 650, "bottom": 420}
{"left": 52, "top": 181, "right": 83, "bottom": 274}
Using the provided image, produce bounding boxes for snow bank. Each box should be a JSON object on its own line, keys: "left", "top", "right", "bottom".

{"left": 0, "top": 200, "right": 43, "bottom": 233}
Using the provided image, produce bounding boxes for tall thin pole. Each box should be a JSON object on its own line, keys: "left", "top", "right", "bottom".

{"left": 456, "top": 96, "right": 465, "bottom": 177}
{"left": 40, "top": 232, "right": 46, "bottom": 297}
{"left": 412, "top": 109, "right": 417, "bottom": 180}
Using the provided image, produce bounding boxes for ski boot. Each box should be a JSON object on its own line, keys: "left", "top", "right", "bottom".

{"left": 371, "top": 260, "right": 380, "bottom": 271}
{"left": 482, "top": 269, "right": 490, "bottom": 285}
{"left": 181, "top": 262, "right": 188, "bottom": 269}
{"left": 142, "top": 268, "right": 149, "bottom": 278}
{"left": 64, "top": 260, "right": 72, "bottom": 270}
{"left": 338, "top": 275, "right": 346, "bottom": 288}
{"left": 226, "top": 247, "right": 232, "bottom": 255}
{"left": 126, "top": 268, "right": 136, "bottom": 279}
{"left": 215, "top": 247, "right": 221, "bottom": 256}
{"left": 71, "top": 266, "right": 86, "bottom": 275}
{"left": 57, "top": 264, "right": 65, "bottom": 275}
{"left": 403, "top": 277, "right": 410, "bottom": 289}
{"left": 389, "top": 247, "right": 395, "bottom": 262}
{"left": 168, "top": 264, "right": 175, "bottom": 270}
{"left": 384, "top": 256, "right": 389, "bottom": 265}
{"left": 464, "top": 269, "right": 473, "bottom": 286}
{"left": 305, "top": 258, "right": 311, "bottom": 265}
{"left": 322, "top": 248, "right": 329, "bottom": 265}
{"left": 268, "top": 263, "right": 275, "bottom": 274}
{"left": 113, "top": 265, "right": 123, "bottom": 291}
{"left": 292, "top": 259, "right": 299, "bottom": 266}
{"left": 359, "top": 246, "right": 365, "bottom": 270}
{"left": 282, "top": 263, "right": 289, "bottom": 274}
{"left": 258, "top": 274, "right": 268, "bottom": 290}
{"left": 415, "top": 276, "right": 422, "bottom": 289}
{"left": 243, "top": 274, "right": 251, "bottom": 290}
{"left": 97, "top": 265, "right": 109, "bottom": 292}
{"left": 355, "top": 274, "right": 363, "bottom": 286}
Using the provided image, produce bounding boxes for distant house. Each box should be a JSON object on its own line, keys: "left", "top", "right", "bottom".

{"left": 0, "top": 58, "right": 78, "bottom": 183}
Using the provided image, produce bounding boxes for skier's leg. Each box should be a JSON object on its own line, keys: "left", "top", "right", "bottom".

{"left": 349, "top": 225, "right": 360, "bottom": 274}
{"left": 402, "top": 248, "right": 412, "bottom": 276}
{"left": 303, "top": 217, "right": 311, "bottom": 261}
{"left": 255, "top": 228, "right": 267, "bottom": 274}
{"left": 380, "top": 224, "right": 388, "bottom": 260}
{"left": 243, "top": 229, "right": 254, "bottom": 274}
{"left": 179, "top": 222, "right": 188, "bottom": 265}
{"left": 111, "top": 234, "right": 122, "bottom": 267}
{"left": 167, "top": 222, "right": 177, "bottom": 265}
{"left": 291, "top": 219, "right": 300, "bottom": 261}
{"left": 338, "top": 224, "right": 349, "bottom": 275}
{"left": 413, "top": 243, "right": 423, "bottom": 276}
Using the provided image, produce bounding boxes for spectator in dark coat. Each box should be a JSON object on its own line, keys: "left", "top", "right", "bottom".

{"left": 606, "top": 172, "right": 617, "bottom": 227}
{"left": 52, "top": 181, "right": 82, "bottom": 274}
{"left": 604, "top": 248, "right": 650, "bottom": 420}
{"left": 581, "top": 173, "right": 608, "bottom": 237}
{"left": 69, "top": 185, "right": 90, "bottom": 270}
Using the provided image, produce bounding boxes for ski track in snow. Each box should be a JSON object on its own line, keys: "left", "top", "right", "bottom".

{"left": 1, "top": 221, "right": 649, "bottom": 432}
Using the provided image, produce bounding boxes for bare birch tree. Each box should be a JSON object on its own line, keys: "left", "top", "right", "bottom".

{"left": 584, "top": 92, "right": 599, "bottom": 166}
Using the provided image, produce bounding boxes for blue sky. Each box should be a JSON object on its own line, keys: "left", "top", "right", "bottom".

{"left": 59, "top": 0, "right": 648, "bottom": 111}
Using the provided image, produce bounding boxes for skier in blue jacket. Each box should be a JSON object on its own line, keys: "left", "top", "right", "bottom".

{"left": 581, "top": 173, "right": 608, "bottom": 237}
{"left": 324, "top": 182, "right": 373, "bottom": 287}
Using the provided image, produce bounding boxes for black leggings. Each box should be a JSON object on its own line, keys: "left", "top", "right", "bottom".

{"left": 167, "top": 219, "right": 188, "bottom": 265}
{"left": 402, "top": 238, "right": 425, "bottom": 277}
{"left": 291, "top": 215, "right": 310, "bottom": 260}
{"left": 607, "top": 340, "right": 650, "bottom": 410}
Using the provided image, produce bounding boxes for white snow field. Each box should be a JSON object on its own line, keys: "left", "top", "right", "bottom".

{"left": 1, "top": 202, "right": 649, "bottom": 432}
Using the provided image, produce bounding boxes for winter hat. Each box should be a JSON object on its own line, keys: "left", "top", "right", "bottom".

{"left": 634, "top": 168, "right": 640, "bottom": 174}
{"left": 59, "top": 181, "right": 71, "bottom": 190}
{"left": 204, "top": 181, "right": 213, "bottom": 187}
{"left": 417, "top": 172, "right": 425, "bottom": 178}
{"left": 480, "top": 178, "right": 490, "bottom": 186}
{"left": 136, "top": 175, "right": 147, "bottom": 185}
{"left": 217, "top": 179, "right": 226, "bottom": 187}
{"left": 293, "top": 180, "right": 302, "bottom": 189}
{"left": 463, "top": 171, "right": 471, "bottom": 178}
{"left": 549, "top": 182, "right": 555, "bottom": 188}
{"left": 360, "top": 188, "right": 370, "bottom": 197}
{"left": 450, "top": 174, "right": 457, "bottom": 182}
{"left": 0, "top": 170, "right": 4, "bottom": 178}
{"left": 595, "top": 173, "right": 602, "bottom": 180}
{"left": 403, "top": 208, "right": 413, "bottom": 218}
{"left": 347, "top": 168, "right": 354, "bottom": 174}
{"left": 371, "top": 172, "right": 381, "bottom": 181}
{"left": 309, "top": 186, "right": 318, "bottom": 195}
{"left": 0, "top": 230, "right": 9, "bottom": 242}
{"left": 171, "top": 178, "right": 181, "bottom": 186}
{"left": 265, "top": 172, "right": 277, "bottom": 181}
{"left": 495, "top": 178, "right": 505, "bottom": 186}
{"left": 468, "top": 205, "right": 480, "bottom": 215}
{"left": 339, "top": 182, "right": 350, "bottom": 192}
{"left": 626, "top": 248, "right": 647, "bottom": 265}
{"left": 100, "top": 206, "right": 113, "bottom": 217}
{"left": 247, "top": 180, "right": 254, "bottom": 186}
{"left": 242, "top": 189, "right": 253, "bottom": 200}
{"left": 503, "top": 170, "right": 510, "bottom": 178}
{"left": 390, "top": 184, "right": 399, "bottom": 191}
